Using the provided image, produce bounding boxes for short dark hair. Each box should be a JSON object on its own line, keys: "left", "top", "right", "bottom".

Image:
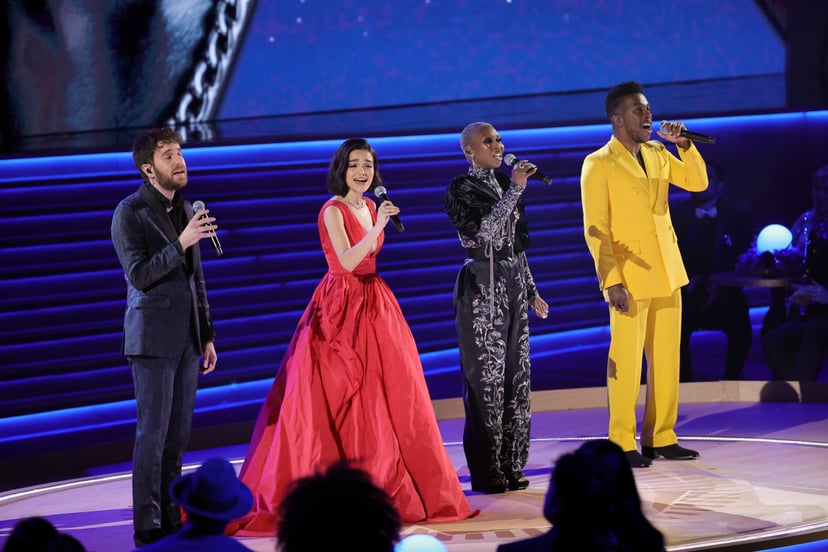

{"left": 278, "top": 460, "right": 400, "bottom": 552}
{"left": 605, "top": 81, "right": 644, "bottom": 118}
{"left": 132, "top": 127, "right": 182, "bottom": 181}
{"left": 327, "top": 138, "right": 383, "bottom": 196}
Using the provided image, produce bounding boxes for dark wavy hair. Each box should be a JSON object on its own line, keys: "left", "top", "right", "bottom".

{"left": 131, "top": 127, "right": 182, "bottom": 182}
{"left": 277, "top": 460, "right": 401, "bottom": 552}
{"left": 327, "top": 138, "right": 383, "bottom": 196}
{"left": 605, "top": 81, "right": 644, "bottom": 118}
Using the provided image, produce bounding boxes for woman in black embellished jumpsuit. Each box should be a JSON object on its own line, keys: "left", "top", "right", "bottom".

{"left": 444, "top": 122, "right": 549, "bottom": 494}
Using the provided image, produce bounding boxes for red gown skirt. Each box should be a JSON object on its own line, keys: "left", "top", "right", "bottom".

{"left": 227, "top": 200, "right": 474, "bottom": 536}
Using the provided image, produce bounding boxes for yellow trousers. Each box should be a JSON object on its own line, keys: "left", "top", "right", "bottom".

{"left": 607, "top": 289, "right": 681, "bottom": 452}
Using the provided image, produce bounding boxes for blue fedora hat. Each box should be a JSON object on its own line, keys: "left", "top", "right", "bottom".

{"left": 170, "top": 457, "right": 253, "bottom": 520}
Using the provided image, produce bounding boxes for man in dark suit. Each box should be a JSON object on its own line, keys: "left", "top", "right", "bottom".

{"left": 673, "top": 163, "right": 753, "bottom": 381}
{"left": 111, "top": 127, "right": 219, "bottom": 548}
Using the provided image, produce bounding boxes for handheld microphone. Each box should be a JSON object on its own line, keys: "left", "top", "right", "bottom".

{"left": 679, "top": 129, "right": 716, "bottom": 144}
{"left": 503, "top": 153, "right": 553, "bottom": 185}
{"left": 373, "top": 186, "right": 405, "bottom": 232}
{"left": 660, "top": 122, "right": 716, "bottom": 144}
{"left": 191, "top": 200, "right": 224, "bottom": 255}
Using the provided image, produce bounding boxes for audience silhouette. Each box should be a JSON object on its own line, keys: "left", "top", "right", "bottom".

{"left": 763, "top": 164, "right": 828, "bottom": 381}
{"left": 673, "top": 163, "right": 753, "bottom": 381}
{"left": 3, "top": 517, "right": 86, "bottom": 552}
{"left": 139, "top": 457, "right": 253, "bottom": 551}
{"left": 277, "top": 460, "right": 401, "bottom": 552}
{"left": 497, "top": 440, "right": 665, "bottom": 551}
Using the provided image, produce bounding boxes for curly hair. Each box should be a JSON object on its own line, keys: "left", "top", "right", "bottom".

{"left": 131, "top": 127, "right": 182, "bottom": 182}
{"left": 604, "top": 81, "right": 644, "bottom": 118}
{"left": 327, "top": 138, "right": 383, "bottom": 196}
{"left": 277, "top": 460, "right": 401, "bottom": 552}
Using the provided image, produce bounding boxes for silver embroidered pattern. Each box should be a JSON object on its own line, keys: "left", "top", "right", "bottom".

{"left": 459, "top": 168, "right": 524, "bottom": 322}
{"left": 166, "top": 0, "right": 256, "bottom": 142}
{"left": 469, "top": 257, "right": 531, "bottom": 477}
{"left": 461, "top": 167, "right": 521, "bottom": 251}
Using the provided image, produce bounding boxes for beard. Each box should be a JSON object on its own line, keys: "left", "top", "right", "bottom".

{"left": 155, "top": 172, "right": 187, "bottom": 192}
{"left": 631, "top": 127, "right": 652, "bottom": 144}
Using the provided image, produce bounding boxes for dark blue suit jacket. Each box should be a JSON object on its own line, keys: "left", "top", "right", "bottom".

{"left": 111, "top": 183, "right": 213, "bottom": 358}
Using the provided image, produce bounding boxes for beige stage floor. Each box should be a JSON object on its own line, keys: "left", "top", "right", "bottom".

{"left": 1, "top": 382, "right": 827, "bottom": 551}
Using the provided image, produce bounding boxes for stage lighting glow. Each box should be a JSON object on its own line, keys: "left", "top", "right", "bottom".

{"left": 395, "top": 534, "right": 448, "bottom": 552}
{"left": 756, "top": 224, "right": 792, "bottom": 253}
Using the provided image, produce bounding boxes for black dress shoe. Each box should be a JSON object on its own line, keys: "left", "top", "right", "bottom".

{"left": 134, "top": 528, "right": 166, "bottom": 548}
{"left": 625, "top": 450, "right": 653, "bottom": 468}
{"left": 506, "top": 475, "right": 529, "bottom": 490}
{"left": 642, "top": 444, "right": 700, "bottom": 460}
{"left": 471, "top": 479, "right": 508, "bottom": 494}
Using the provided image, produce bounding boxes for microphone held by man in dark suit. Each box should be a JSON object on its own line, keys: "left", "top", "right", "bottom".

{"left": 111, "top": 127, "right": 219, "bottom": 548}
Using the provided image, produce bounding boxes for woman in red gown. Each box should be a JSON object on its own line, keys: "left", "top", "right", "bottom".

{"left": 228, "top": 139, "right": 475, "bottom": 536}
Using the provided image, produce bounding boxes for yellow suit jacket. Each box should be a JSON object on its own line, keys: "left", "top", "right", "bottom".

{"left": 581, "top": 135, "right": 708, "bottom": 301}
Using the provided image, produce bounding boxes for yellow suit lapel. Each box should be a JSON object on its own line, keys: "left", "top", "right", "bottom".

{"left": 608, "top": 137, "right": 652, "bottom": 211}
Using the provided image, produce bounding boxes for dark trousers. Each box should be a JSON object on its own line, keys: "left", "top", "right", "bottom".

{"left": 454, "top": 258, "right": 531, "bottom": 487}
{"left": 129, "top": 344, "right": 199, "bottom": 534}
{"left": 680, "top": 286, "right": 752, "bottom": 381}
{"left": 762, "top": 307, "right": 828, "bottom": 381}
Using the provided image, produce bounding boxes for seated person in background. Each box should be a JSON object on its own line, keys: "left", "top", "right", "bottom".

{"left": 673, "top": 163, "right": 753, "bottom": 381}
{"left": 45, "top": 534, "right": 86, "bottom": 552}
{"left": 277, "top": 460, "right": 401, "bottom": 552}
{"left": 3, "top": 517, "right": 86, "bottom": 552}
{"left": 497, "top": 439, "right": 664, "bottom": 552}
{"left": 763, "top": 164, "right": 828, "bottom": 381}
{"left": 140, "top": 457, "right": 253, "bottom": 551}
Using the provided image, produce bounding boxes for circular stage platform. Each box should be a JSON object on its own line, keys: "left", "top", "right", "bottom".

{"left": 1, "top": 382, "right": 827, "bottom": 551}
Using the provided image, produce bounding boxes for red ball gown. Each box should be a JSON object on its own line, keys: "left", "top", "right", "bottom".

{"left": 228, "top": 199, "right": 474, "bottom": 536}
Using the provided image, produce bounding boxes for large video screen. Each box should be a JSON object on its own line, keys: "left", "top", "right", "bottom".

{"left": 221, "top": 1, "right": 783, "bottom": 119}
{"left": 1, "top": 0, "right": 783, "bottom": 150}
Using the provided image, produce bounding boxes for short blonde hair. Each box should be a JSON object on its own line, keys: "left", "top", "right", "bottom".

{"left": 460, "top": 122, "right": 493, "bottom": 154}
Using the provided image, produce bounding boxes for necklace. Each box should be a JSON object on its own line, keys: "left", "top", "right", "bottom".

{"left": 346, "top": 197, "right": 366, "bottom": 209}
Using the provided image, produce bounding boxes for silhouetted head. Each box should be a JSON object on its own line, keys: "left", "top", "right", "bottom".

{"left": 545, "top": 440, "right": 641, "bottom": 525}
{"left": 278, "top": 460, "right": 401, "bottom": 552}
{"left": 45, "top": 533, "right": 86, "bottom": 552}
{"left": 3, "top": 517, "right": 59, "bottom": 552}
{"left": 542, "top": 440, "right": 664, "bottom": 551}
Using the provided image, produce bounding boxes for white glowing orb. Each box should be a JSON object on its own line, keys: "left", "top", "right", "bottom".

{"left": 755, "top": 224, "right": 793, "bottom": 253}
{"left": 395, "top": 534, "right": 448, "bottom": 552}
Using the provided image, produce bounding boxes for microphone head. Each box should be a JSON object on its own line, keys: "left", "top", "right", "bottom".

{"left": 503, "top": 153, "right": 517, "bottom": 166}
{"left": 373, "top": 186, "right": 388, "bottom": 198}
{"left": 192, "top": 200, "right": 205, "bottom": 212}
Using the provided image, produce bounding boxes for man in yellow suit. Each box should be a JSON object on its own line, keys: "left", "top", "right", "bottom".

{"left": 580, "top": 81, "right": 708, "bottom": 467}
